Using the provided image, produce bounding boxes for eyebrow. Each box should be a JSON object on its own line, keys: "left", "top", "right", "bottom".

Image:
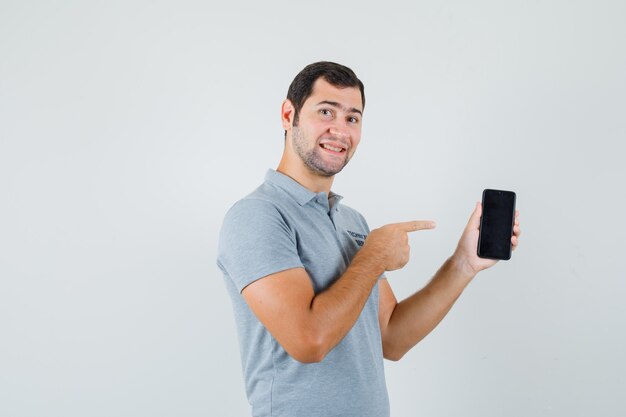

{"left": 315, "top": 100, "right": 363, "bottom": 116}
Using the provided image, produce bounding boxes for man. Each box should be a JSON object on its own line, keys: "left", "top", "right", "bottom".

{"left": 217, "top": 61, "right": 521, "bottom": 417}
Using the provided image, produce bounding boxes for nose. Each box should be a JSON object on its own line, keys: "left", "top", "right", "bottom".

{"left": 329, "top": 124, "right": 349, "bottom": 141}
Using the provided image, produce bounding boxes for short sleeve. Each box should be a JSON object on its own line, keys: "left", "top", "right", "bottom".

{"left": 217, "top": 198, "right": 304, "bottom": 292}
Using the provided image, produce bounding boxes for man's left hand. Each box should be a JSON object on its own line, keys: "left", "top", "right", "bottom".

{"left": 452, "top": 202, "right": 521, "bottom": 276}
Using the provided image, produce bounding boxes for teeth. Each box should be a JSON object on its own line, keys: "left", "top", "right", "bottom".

{"left": 322, "top": 144, "right": 343, "bottom": 152}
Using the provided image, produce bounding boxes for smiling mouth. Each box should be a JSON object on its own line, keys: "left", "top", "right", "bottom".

{"left": 320, "top": 143, "right": 346, "bottom": 153}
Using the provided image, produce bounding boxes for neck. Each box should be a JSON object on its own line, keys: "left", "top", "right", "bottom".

{"left": 276, "top": 157, "right": 334, "bottom": 194}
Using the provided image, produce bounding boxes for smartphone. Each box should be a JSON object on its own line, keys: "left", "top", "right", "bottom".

{"left": 477, "top": 189, "right": 516, "bottom": 260}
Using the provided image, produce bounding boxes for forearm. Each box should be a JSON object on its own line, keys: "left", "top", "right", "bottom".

{"left": 383, "top": 257, "right": 476, "bottom": 360}
{"left": 307, "top": 248, "right": 385, "bottom": 360}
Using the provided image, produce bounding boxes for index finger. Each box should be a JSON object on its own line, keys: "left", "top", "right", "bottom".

{"left": 394, "top": 220, "right": 437, "bottom": 232}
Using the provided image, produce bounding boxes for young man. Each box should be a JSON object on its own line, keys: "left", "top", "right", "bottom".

{"left": 217, "top": 62, "right": 521, "bottom": 417}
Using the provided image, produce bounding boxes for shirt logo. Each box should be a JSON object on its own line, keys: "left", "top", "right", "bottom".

{"left": 346, "top": 230, "right": 367, "bottom": 247}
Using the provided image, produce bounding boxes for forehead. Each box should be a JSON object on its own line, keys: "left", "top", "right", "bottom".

{"left": 304, "top": 78, "right": 363, "bottom": 112}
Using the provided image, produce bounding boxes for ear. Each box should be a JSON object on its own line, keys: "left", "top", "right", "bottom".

{"left": 281, "top": 99, "right": 295, "bottom": 131}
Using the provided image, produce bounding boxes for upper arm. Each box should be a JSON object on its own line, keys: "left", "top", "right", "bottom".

{"left": 378, "top": 278, "right": 398, "bottom": 354}
{"left": 218, "top": 199, "right": 322, "bottom": 362}
{"left": 242, "top": 267, "right": 322, "bottom": 362}
{"left": 218, "top": 198, "right": 303, "bottom": 292}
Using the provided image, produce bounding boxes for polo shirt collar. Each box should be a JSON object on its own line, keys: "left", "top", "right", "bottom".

{"left": 265, "top": 169, "right": 343, "bottom": 207}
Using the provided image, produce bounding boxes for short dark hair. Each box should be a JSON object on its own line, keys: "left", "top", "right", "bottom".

{"left": 286, "top": 61, "right": 365, "bottom": 128}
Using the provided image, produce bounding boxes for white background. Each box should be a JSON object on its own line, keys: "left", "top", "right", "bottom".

{"left": 1, "top": 1, "right": 625, "bottom": 416}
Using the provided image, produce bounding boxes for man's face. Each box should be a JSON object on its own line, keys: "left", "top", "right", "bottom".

{"left": 290, "top": 78, "right": 363, "bottom": 177}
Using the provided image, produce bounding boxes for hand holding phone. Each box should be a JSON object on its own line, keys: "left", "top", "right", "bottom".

{"left": 477, "top": 189, "right": 516, "bottom": 260}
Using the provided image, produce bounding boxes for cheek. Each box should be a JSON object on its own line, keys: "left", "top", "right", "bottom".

{"left": 347, "top": 142, "right": 360, "bottom": 159}
{"left": 350, "top": 133, "right": 362, "bottom": 150}
{"left": 304, "top": 121, "right": 328, "bottom": 139}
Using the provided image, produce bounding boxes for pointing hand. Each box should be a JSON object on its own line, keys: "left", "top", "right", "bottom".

{"left": 363, "top": 220, "right": 436, "bottom": 271}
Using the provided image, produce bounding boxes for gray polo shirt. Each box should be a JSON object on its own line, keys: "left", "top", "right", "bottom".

{"left": 217, "top": 169, "right": 389, "bottom": 417}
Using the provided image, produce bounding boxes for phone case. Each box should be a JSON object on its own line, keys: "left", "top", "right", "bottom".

{"left": 477, "top": 189, "right": 516, "bottom": 260}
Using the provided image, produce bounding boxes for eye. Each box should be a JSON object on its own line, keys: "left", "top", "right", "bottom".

{"left": 319, "top": 109, "right": 333, "bottom": 118}
{"left": 348, "top": 116, "right": 360, "bottom": 124}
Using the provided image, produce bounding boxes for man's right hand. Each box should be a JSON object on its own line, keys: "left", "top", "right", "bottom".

{"left": 361, "top": 220, "right": 436, "bottom": 271}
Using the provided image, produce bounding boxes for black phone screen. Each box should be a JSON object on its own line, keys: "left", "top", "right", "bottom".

{"left": 478, "top": 189, "right": 516, "bottom": 260}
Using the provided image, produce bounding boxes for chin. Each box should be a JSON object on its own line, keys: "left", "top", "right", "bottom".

{"left": 316, "top": 163, "right": 348, "bottom": 177}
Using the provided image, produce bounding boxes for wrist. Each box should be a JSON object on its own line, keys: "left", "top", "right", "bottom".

{"left": 448, "top": 254, "right": 478, "bottom": 282}
{"left": 351, "top": 247, "right": 385, "bottom": 279}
